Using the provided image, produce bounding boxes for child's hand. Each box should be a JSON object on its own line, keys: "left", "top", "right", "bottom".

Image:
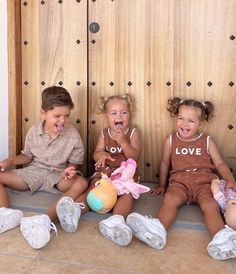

{"left": 226, "top": 181, "right": 236, "bottom": 192}
{"left": 95, "top": 153, "right": 115, "bottom": 169}
{"left": 0, "top": 159, "right": 12, "bottom": 171}
{"left": 150, "top": 186, "right": 165, "bottom": 196}
{"left": 61, "top": 166, "right": 77, "bottom": 180}
{"left": 113, "top": 129, "right": 127, "bottom": 146}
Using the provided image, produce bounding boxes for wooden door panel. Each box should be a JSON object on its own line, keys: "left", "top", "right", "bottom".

{"left": 174, "top": 0, "right": 236, "bottom": 175}
{"left": 21, "top": 0, "right": 88, "bottom": 172}
{"left": 9, "top": 1, "right": 236, "bottom": 180}
{"left": 88, "top": 0, "right": 174, "bottom": 181}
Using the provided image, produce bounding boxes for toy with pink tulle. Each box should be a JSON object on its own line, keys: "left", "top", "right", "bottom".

{"left": 87, "top": 158, "right": 150, "bottom": 213}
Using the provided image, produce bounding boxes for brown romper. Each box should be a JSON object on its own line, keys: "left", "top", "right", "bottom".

{"left": 90, "top": 127, "right": 139, "bottom": 186}
{"left": 166, "top": 132, "right": 218, "bottom": 203}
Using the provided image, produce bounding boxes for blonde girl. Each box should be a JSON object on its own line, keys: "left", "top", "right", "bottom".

{"left": 77, "top": 94, "right": 142, "bottom": 246}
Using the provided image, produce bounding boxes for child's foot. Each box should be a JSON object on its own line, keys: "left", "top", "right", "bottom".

{"left": 126, "top": 212, "right": 166, "bottom": 250}
{"left": 99, "top": 215, "right": 133, "bottom": 246}
{"left": 0, "top": 207, "right": 23, "bottom": 234}
{"left": 20, "top": 214, "right": 57, "bottom": 249}
{"left": 207, "top": 225, "right": 236, "bottom": 260}
{"left": 56, "top": 196, "right": 85, "bottom": 233}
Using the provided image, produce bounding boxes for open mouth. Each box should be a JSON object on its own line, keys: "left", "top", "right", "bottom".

{"left": 56, "top": 124, "right": 64, "bottom": 132}
{"left": 180, "top": 128, "right": 189, "bottom": 134}
{"left": 115, "top": 122, "right": 123, "bottom": 129}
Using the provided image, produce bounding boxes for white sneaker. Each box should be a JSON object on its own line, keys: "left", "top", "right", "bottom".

{"left": 99, "top": 215, "right": 133, "bottom": 246}
{"left": 207, "top": 225, "right": 236, "bottom": 260}
{"left": 0, "top": 207, "right": 23, "bottom": 234}
{"left": 126, "top": 212, "right": 167, "bottom": 250}
{"left": 56, "top": 196, "right": 85, "bottom": 233}
{"left": 20, "top": 214, "right": 57, "bottom": 249}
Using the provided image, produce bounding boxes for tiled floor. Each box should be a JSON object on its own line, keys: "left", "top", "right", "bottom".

{"left": 1, "top": 184, "right": 236, "bottom": 274}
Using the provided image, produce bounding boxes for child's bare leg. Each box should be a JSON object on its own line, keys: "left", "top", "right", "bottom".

{"left": 99, "top": 193, "right": 134, "bottom": 246}
{"left": 47, "top": 176, "right": 88, "bottom": 221}
{"left": 157, "top": 188, "right": 187, "bottom": 230}
{"left": 0, "top": 171, "right": 29, "bottom": 207}
{"left": 125, "top": 187, "right": 187, "bottom": 250}
{"left": 113, "top": 193, "right": 134, "bottom": 218}
{"left": 0, "top": 184, "right": 9, "bottom": 207}
{"left": 74, "top": 186, "right": 93, "bottom": 214}
{"left": 74, "top": 177, "right": 98, "bottom": 214}
{"left": 198, "top": 195, "right": 224, "bottom": 236}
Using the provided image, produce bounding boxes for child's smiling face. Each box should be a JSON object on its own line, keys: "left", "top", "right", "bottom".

{"left": 176, "top": 105, "right": 203, "bottom": 140}
{"left": 42, "top": 106, "right": 71, "bottom": 137}
{"left": 105, "top": 99, "right": 130, "bottom": 133}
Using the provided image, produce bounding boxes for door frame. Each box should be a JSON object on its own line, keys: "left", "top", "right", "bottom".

{"left": 7, "top": 0, "right": 22, "bottom": 156}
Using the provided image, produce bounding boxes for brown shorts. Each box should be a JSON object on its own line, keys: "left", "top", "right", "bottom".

{"left": 12, "top": 166, "right": 62, "bottom": 194}
{"left": 167, "top": 171, "right": 218, "bottom": 204}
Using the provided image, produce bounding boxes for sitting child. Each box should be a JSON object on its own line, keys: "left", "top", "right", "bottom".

{"left": 0, "top": 86, "right": 88, "bottom": 249}
{"left": 77, "top": 94, "right": 143, "bottom": 246}
{"left": 126, "top": 97, "right": 236, "bottom": 260}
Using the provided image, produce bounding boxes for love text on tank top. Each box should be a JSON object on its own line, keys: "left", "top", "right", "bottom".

{"left": 175, "top": 147, "right": 201, "bottom": 156}
{"left": 106, "top": 146, "right": 123, "bottom": 154}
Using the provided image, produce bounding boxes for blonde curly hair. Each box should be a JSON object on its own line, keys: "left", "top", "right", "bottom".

{"left": 97, "top": 94, "right": 135, "bottom": 114}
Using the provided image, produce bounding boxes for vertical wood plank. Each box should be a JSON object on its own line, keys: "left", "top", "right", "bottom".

{"left": 7, "top": 0, "right": 22, "bottom": 156}
{"left": 143, "top": 0, "right": 175, "bottom": 181}
{"left": 21, "top": 0, "right": 40, "bottom": 141}
{"left": 88, "top": 0, "right": 175, "bottom": 181}
{"left": 21, "top": 0, "right": 87, "bottom": 173}
{"left": 174, "top": 0, "right": 236, "bottom": 175}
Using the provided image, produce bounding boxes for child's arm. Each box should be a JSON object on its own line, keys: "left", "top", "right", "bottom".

{"left": 150, "top": 136, "right": 171, "bottom": 195}
{"left": 115, "top": 128, "right": 141, "bottom": 162}
{"left": 0, "top": 154, "right": 31, "bottom": 171}
{"left": 209, "top": 138, "right": 236, "bottom": 191}
{"left": 93, "top": 132, "right": 115, "bottom": 168}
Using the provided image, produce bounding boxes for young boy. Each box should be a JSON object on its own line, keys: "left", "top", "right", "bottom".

{"left": 0, "top": 86, "right": 88, "bottom": 249}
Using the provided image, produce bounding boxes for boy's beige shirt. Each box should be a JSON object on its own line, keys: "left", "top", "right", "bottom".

{"left": 21, "top": 121, "right": 84, "bottom": 171}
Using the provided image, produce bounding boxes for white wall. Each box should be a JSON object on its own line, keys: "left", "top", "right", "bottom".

{"left": 0, "top": 0, "right": 9, "bottom": 160}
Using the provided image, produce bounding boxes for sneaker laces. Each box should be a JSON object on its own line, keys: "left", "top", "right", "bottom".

{"left": 61, "top": 203, "right": 84, "bottom": 227}
{"left": 50, "top": 222, "right": 58, "bottom": 238}
{"left": 144, "top": 215, "right": 166, "bottom": 233}
{"left": 75, "top": 202, "right": 85, "bottom": 210}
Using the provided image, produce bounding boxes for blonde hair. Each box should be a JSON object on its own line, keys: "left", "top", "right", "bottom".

{"left": 97, "top": 94, "right": 135, "bottom": 114}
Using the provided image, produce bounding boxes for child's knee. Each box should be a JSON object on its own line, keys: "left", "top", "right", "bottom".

{"left": 202, "top": 198, "right": 219, "bottom": 213}
{"left": 163, "top": 192, "right": 179, "bottom": 206}
{"left": 76, "top": 176, "right": 89, "bottom": 190}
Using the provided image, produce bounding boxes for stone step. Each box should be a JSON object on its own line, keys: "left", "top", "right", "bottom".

{"left": 7, "top": 183, "right": 206, "bottom": 231}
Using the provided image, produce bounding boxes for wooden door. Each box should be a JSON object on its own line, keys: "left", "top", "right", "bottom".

{"left": 8, "top": 0, "right": 236, "bottom": 181}
{"left": 20, "top": 0, "right": 88, "bottom": 173}
{"left": 88, "top": 0, "right": 236, "bottom": 181}
{"left": 88, "top": 0, "right": 174, "bottom": 181}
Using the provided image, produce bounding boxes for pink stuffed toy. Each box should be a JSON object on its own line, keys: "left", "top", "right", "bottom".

{"left": 110, "top": 158, "right": 150, "bottom": 199}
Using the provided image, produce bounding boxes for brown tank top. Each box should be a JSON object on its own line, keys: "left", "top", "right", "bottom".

{"left": 170, "top": 132, "right": 215, "bottom": 174}
{"left": 91, "top": 127, "right": 139, "bottom": 182}
{"left": 103, "top": 127, "right": 135, "bottom": 168}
